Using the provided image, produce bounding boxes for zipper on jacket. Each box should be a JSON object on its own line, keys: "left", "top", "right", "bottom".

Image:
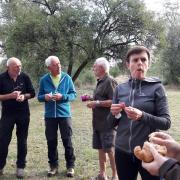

{"left": 54, "top": 100, "right": 56, "bottom": 118}
{"left": 128, "top": 79, "right": 136, "bottom": 153}
{"left": 53, "top": 75, "right": 66, "bottom": 118}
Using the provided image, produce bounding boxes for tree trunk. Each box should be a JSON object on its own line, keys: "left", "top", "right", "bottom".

{"left": 72, "top": 59, "right": 89, "bottom": 82}
{"left": 67, "top": 42, "right": 73, "bottom": 76}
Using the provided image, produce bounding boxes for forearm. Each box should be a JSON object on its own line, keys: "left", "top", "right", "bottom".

{"left": 0, "top": 94, "right": 11, "bottom": 101}
{"left": 24, "top": 93, "right": 34, "bottom": 100}
{"left": 97, "top": 100, "right": 112, "bottom": 107}
{"left": 61, "top": 91, "right": 77, "bottom": 102}
{"left": 141, "top": 112, "right": 171, "bottom": 130}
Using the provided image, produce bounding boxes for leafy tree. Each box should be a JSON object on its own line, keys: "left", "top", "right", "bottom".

{"left": 160, "top": 1, "right": 180, "bottom": 84}
{"left": 0, "top": 0, "right": 165, "bottom": 85}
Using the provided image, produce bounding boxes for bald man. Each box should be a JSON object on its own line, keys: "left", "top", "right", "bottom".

{"left": 0, "top": 57, "right": 35, "bottom": 178}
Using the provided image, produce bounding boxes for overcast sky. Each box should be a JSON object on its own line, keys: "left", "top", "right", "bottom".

{"left": 144, "top": 0, "right": 179, "bottom": 12}
{"left": 144, "top": 0, "right": 164, "bottom": 11}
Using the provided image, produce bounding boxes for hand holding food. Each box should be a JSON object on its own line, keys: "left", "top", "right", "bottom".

{"left": 134, "top": 141, "right": 167, "bottom": 162}
{"left": 111, "top": 102, "right": 126, "bottom": 116}
{"left": 80, "top": 94, "right": 92, "bottom": 101}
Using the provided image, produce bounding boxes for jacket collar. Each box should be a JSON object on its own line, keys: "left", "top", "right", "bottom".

{"left": 129, "top": 76, "right": 161, "bottom": 83}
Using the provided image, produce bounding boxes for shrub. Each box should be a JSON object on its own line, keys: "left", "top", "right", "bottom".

{"left": 110, "top": 66, "right": 120, "bottom": 77}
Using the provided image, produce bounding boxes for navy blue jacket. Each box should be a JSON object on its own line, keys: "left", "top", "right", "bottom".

{"left": 108, "top": 77, "right": 171, "bottom": 153}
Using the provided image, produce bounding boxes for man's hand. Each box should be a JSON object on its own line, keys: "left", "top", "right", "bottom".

{"left": 149, "top": 132, "right": 180, "bottom": 161}
{"left": 87, "top": 101, "right": 97, "bottom": 109}
{"left": 9, "top": 91, "right": 21, "bottom": 99}
{"left": 142, "top": 142, "right": 169, "bottom": 176}
{"left": 45, "top": 93, "right": 53, "bottom": 101}
{"left": 52, "top": 93, "right": 63, "bottom": 101}
{"left": 16, "top": 94, "right": 25, "bottom": 102}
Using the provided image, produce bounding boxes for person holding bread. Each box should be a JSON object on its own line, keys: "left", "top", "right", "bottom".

{"left": 108, "top": 46, "right": 171, "bottom": 180}
{"left": 142, "top": 132, "right": 180, "bottom": 180}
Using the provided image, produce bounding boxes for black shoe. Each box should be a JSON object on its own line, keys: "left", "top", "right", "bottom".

{"left": 47, "top": 167, "right": 58, "bottom": 177}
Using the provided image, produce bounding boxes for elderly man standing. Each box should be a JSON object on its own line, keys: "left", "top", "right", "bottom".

{"left": 0, "top": 57, "right": 35, "bottom": 178}
{"left": 38, "top": 56, "right": 76, "bottom": 177}
{"left": 87, "top": 57, "right": 118, "bottom": 180}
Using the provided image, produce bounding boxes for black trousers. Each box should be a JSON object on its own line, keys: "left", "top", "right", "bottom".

{"left": 0, "top": 114, "right": 30, "bottom": 169}
{"left": 45, "top": 117, "right": 75, "bottom": 169}
{"left": 115, "top": 148, "right": 161, "bottom": 180}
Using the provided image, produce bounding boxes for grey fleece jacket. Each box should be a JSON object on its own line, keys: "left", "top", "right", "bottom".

{"left": 108, "top": 77, "right": 171, "bottom": 153}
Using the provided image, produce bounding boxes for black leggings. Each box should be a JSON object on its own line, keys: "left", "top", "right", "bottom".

{"left": 115, "top": 148, "right": 161, "bottom": 180}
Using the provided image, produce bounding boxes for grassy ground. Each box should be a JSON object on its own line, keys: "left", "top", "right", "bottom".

{"left": 1, "top": 87, "right": 180, "bottom": 180}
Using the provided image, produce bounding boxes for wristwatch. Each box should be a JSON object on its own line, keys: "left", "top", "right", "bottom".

{"left": 96, "top": 100, "right": 100, "bottom": 106}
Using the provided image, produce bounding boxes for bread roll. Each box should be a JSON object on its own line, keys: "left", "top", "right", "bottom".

{"left": 134, "top": 141, "right": 167, "bottom": 162}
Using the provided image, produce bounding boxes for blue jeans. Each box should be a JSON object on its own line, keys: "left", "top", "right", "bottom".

{"left": 115, "top": 148, "right": 161, "bottom": 180}
{"left": 0, "top": 114, "right": 30, "bottom": 169}
{"left": 45, "top": 117, "right": 75, "bottom": 169}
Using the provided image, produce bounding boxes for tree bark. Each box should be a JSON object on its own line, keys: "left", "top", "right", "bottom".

{"left": 72, "top": 59, "right": 89, "bottom": 82}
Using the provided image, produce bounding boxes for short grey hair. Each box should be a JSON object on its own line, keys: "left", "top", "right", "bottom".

{"left": 95, "top": 57, "right": 110, "bottom": 73}
{"left": 7, "top": 57, "right": 21, "bottom": 66}
{"left": 45, "top": 56, "right": 60, "bottom": 67}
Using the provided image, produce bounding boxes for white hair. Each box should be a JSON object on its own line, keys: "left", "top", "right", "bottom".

{"left": 95, "top": 57, "right": 110, "bottom": 73}
{"left": 6, "top": 57, "right": 21, "bottom": 66}
{"left": 45, "top": 56, "right": 60, "bottom": 67}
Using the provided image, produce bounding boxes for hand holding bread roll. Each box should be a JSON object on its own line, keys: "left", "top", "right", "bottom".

{"left": 134, "top": 141, "right": 167, "bottom": 162}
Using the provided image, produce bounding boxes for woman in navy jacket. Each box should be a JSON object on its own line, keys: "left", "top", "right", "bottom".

{"left": 109, "top": 46, "right": 171, "bottom": 180}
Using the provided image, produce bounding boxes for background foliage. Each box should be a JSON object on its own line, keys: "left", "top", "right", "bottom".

{"left": 0, "top": 0, "right": 168, "bottom": 87}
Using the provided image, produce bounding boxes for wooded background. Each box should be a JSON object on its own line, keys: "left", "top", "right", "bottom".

{"left": 0, "top": 0, "right": 180, "bottom": 87}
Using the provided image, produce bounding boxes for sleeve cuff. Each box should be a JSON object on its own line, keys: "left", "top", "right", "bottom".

{"left": 159, "top": 159, "right": 178, "bottom": 178}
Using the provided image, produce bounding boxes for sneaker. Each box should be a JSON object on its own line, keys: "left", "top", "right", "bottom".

{"left": 95, "top": 174, "right": 108, "bottom": 180}
{"left": 111, "top": 176, "right": 118, "bottom": 180}
{"left": 0, "top": 169, "right": 3, "bottom": 175}
{"left": 47, "top": 167, "right": 58, "bottom": 177}
{"left": 66, "top": 168, "right": 74, "bottom": 177}
{"left": 16, "top": 168, "right": 24, "bottom": 179}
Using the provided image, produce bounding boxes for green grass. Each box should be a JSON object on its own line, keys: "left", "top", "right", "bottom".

{"left": 1, "top": 88, "right": 180, "bottom": 179}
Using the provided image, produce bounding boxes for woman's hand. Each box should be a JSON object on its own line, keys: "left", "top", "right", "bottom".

{"left": 124, "top": 106, "right": 142, "bottom": 121}
{"left": 110, "top": 103, "right": 125, "bottom": 116}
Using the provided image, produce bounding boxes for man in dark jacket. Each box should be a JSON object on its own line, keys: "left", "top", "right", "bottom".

{"left": 87, "top": 57, "right": 118, "bottom": 180}
{"left": 142, "top": 132, "right": 180, "bottom": 180}
{"left": 0, "top": 57, "right": 35, "bottom": 178}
